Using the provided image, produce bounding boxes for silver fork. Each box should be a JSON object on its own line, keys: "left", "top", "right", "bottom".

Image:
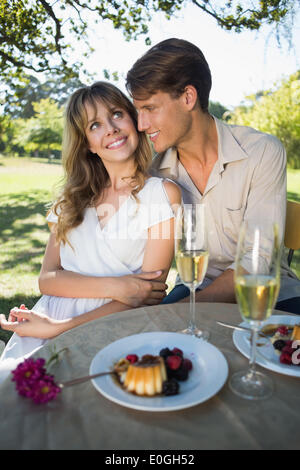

{"left": 58, "top": 371, "right": 116, "bottom": 389}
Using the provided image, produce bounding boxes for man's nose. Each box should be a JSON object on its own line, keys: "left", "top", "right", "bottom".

{"left": 137, "top": 112, "right": 149, "bottom": 132}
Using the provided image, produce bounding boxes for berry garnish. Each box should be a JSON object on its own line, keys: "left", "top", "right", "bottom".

{"left": 172, "top": 365, "right": 189, "bottom": 381}
{"left": 162, "top": 378, "right": 180, "bottom": 396}
{"left": 126, "top": 354, "right": 138, "bottom": 364}
{"left": 273, "top": 339, "right": 287, "bottom": 351}
{"left": 182, "top": 358, "right": 193, "bottom": 371}
{"left": 172, "top": 347, "right": 183, "bottom": 357}
{"left": 166, "top": 355, "right": 182, "bottom": 371}
{"left": 277, "top": 326, "right": 289, "bottom": 336}
{"left": 280, "top": 352, "right": 293, "bottom": 365}
{"left": 159, "top": 348, "right": 172, "bottom": 359}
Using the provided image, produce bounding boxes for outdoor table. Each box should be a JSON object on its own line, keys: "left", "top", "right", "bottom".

{"left": 0, "top": 302, "right": 299, "bottom": 450}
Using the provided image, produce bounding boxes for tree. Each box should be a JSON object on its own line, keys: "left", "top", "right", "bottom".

{"left": 4, "top": 74, "right": 85, "bottom": 118}
{"left": 1, "top": 0, "right": 299, "bottom": 91}
{"left": 228, "top": 71, "right": 300, "bottom": 168}
{"left": 12, "top": 98, "right": 63, "bottom": 157}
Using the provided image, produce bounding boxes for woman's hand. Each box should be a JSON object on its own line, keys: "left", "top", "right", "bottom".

{"left": 0, "top": 308, "right": 65, "bottom": 339}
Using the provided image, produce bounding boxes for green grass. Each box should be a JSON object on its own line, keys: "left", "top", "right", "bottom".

{"left": 0, "top": 156, "right": 299, "bottom": 345}
{"left": 0, "top": 156, "right": 63, "bottom": 344}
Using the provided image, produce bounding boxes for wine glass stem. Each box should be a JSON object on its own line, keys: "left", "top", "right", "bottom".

{"left": 249, "top": 327, "right": 258, "bottom": 374}
{"left": 188, "top": 287, "right": 196, "bottom": 331}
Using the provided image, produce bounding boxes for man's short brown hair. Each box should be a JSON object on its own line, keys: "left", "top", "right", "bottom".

{"left": 126, "top": 38, "right": 212, "bottom": 112}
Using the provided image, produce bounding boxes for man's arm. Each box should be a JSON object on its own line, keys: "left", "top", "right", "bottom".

{"left": 179, "top": 269, "right": 236, "bottom": 303}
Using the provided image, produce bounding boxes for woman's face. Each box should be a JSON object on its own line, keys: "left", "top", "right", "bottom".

{"left": 84, "top": 99, "right": 139, "bottom": 165}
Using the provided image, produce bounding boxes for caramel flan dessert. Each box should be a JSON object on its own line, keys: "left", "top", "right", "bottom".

{"left": 113, "top": 347, "right": 193, "bottom": 396}
{"left": 123, "top": 354, "right": 167, "bottom": 396}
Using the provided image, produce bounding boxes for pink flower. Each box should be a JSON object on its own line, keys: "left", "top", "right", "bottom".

{"left": 12, "top": 358, "right": 61, "bottom": 404}
{"left": 30, "top": 375, "right": 61, "bottom": 404}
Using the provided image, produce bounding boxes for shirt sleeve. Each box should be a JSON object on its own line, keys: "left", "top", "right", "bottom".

{"left": 46, "top": 207, "right": 59, "bottom": 224}
{"left": 145, "top": 178, "right": 177, "bottom": 229}
{"left": 227, "top": 135, "right": 287, "bottom": 272}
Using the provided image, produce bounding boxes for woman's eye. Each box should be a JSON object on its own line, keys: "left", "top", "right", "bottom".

{"left": 113, "top": 111, "right": 123, "bottom": 119}
{"left": 90, "top": 122, "right": 99, "bottom": 131}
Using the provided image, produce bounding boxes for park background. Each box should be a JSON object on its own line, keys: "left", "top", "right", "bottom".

{"left": 0, "top": 1, "right": 300, "bottom": 346}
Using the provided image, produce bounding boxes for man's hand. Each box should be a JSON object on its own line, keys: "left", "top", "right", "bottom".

{"left": 115, "top": 271, "right": 168, "bottom": 307}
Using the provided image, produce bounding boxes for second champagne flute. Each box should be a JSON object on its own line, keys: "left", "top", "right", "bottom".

{"left": 175, "top": 204, "right": 210, "bottom": 340}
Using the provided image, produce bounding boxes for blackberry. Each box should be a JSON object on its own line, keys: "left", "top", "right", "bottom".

{"left": 162, "top": 378, "right": 180, "bottom": 396}
{"left": 159, "top": 347, "right": 173, "bottom": 359}
{"left": 172, "top": 365, "right": 189, "bottom": 381}
{"left": 273, "top": 339, "right": 287, "bottom": 351}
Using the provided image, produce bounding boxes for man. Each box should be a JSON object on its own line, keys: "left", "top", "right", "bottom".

{"left": 126, "top": 38, "right": 300, "bottom": 314}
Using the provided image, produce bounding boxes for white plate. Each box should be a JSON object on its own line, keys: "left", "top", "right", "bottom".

{"left": 89, "top": 332, "right": 228, "bottom": 412}
{"left": 233, "top": 315, "right": 300, "bottom": 378}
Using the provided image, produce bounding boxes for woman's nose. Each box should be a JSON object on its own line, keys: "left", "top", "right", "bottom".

{"left": 105, "top": 119, "right": 119, "bottom": 135}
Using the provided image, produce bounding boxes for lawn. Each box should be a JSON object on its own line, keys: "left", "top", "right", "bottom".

{"left": 0, "top": 156, "right": 299, "bottom": 345}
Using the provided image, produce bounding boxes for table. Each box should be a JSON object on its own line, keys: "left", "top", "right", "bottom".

{"left": 0, "top": 303, "right": 299, "bottom": 450}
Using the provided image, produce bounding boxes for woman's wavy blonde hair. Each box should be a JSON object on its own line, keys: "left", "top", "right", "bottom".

{"left": 51, "top": 81, "right": 152, "bottom": 245}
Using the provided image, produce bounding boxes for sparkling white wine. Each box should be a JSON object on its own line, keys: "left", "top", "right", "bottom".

{"left": 175, "top": 250, "right": 209, "bottom": 289}
{"left": 235, "top": 274, "right": 279, "bottom": 323}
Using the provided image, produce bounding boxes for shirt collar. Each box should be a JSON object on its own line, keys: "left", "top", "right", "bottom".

{"left": 155, "top": 116, "right": 249, "bottom": 175}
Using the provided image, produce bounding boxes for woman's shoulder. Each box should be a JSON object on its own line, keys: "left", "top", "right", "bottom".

{"left": 142, "top": 176, "right": 181, "bottom": 205}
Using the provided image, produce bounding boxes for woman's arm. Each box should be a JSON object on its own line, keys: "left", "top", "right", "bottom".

{"left": 39, "top": 231, "right": 167, "bottom": 306}
{"left": 142, "top": 181, "right": 181, "bottom": 284}
{"left": 0, "top": 181, "right": 182, "bottom": 339}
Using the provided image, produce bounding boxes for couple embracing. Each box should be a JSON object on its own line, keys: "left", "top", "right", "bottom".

{"left": 1, "top": 38, "right": 299, "bottom": 372}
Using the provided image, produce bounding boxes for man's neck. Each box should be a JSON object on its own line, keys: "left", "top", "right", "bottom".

{"left": 177, "top": 113, "right": 218, "bottom": 195}
{"left": 177, "top": 113, "right": 218, "bottom": 169}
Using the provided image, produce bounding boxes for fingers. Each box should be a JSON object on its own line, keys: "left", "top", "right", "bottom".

{"left": 150, "top": 281, "right": 168, "bottom": 291}
{"left": 9, "top": 308, "right": 31, "bottom": 321}
{"left": 0, "top": 313, "right": 19, "bottom": 332}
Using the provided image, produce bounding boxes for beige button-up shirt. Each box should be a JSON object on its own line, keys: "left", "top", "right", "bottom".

{"left": 151, "top": 117, "right": 300, "bottom": 302}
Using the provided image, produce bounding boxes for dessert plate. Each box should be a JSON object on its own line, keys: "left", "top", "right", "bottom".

{"left": 233, "top": 314, "right": 300, "bottom": 378}
{"left": 89, "top": 331, "right": 228, "bottom": 412}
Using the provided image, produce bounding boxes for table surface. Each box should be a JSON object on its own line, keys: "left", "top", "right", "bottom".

{"left": 0, "top": 302, "right": 299, "bottom": 450}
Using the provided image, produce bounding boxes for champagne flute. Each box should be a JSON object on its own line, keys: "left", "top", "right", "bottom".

{"left": 229, "top": 221, "right": 282, "bottom": 400}
{"left": 175, "top": 204, "right": 210, "bottom": 340}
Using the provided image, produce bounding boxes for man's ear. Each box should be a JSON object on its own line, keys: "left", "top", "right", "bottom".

{"left": 182, "top": 85, "right": 198, "bottom": 110}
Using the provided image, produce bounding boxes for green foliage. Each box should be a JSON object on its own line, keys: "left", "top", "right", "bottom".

{"left": 228, "top": 71, "right": 300, "bottom": 168}
{"left": 0, "top": 0, "right": 299, "bottom": 98}
{"left": 208, "top": 101, "right": 229, "bottom": 120}
{"left": 7, "top": 99, "right": 63, "bottom": 157}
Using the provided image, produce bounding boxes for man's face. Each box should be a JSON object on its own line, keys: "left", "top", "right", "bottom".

{"left": 133, "top": 91, "right": 192, "bottom": 153}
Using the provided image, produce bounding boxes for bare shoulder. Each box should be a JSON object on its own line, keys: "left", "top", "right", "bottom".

{"left": 162, "top": 179, "right": 182, "bottom": 205}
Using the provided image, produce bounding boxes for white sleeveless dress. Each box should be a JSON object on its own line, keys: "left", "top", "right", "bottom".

{"left": 0, "top": 177, "right": 174, "bottom": 383}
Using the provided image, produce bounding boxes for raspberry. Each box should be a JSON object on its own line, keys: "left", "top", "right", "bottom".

{"left": 277, "top": 326, "right": 289, "bottom": 336}
{"left": 282, "top": 343, "right": 295, "bottom": 355}
{"left": 172, "top": 347, "right": 183, "bottom": 357}
{"left": 126, "top": 354, "right": 138, "bottom": 364}
{"left": 162, "top": 378, "right": 180, "bottom": 396}
{"left": 19, "top": 304, "right": 27, "bottom": 310}
{"left": 280, "top": 352, "right": 292, "bottom": 365}
{"left": 166, "top": 355, "right": 182, "bottom": 370}
{"left": 182, "top": 358, "right": 193, "bottom": 371}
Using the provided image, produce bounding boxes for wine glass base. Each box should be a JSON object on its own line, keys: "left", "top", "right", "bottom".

{"left": 229, "top": 369, "right": 273, "bottom": 400}
{"left": 181, "top": 327, "right": 210, "bottom": 341}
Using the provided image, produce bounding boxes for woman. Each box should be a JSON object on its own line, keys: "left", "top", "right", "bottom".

{"left": 0, "top": 81, "right": 181, "bottom": 364}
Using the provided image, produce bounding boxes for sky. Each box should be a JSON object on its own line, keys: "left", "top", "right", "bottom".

{"left": 77, "top": 2, "right": 300, "bottom": 109}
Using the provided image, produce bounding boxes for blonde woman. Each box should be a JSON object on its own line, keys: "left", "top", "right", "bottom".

{"left": 0, "top": 82, "right": 181, "bottom": 365}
